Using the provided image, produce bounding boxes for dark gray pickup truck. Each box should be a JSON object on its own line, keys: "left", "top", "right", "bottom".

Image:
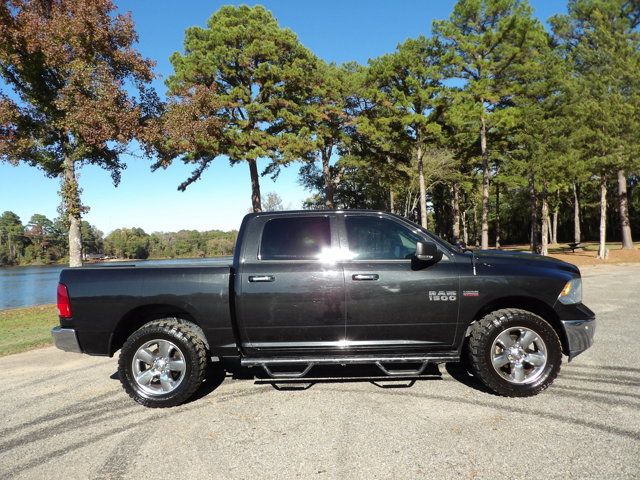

{"left": 52, "top": 210, "right": 595, "bottom": 407}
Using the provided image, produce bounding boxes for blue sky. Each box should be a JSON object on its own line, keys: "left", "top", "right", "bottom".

{"left": 0, "top": 0, "right": 566, "bottom": 233}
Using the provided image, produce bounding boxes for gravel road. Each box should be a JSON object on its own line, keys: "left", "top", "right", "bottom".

{"left": 1, "top": 264, "right": 639, "bottom": 480}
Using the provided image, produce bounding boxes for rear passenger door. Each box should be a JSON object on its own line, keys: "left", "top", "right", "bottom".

{"left": 235, "top": 214, "right": 346, "bottom": 354}
{"left": 340, "top": 213, "right": 459, "bottom": 351}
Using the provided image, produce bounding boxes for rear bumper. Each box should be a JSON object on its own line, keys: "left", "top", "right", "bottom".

{"left": 51, "top": 327, "right": 82, "bottom": 353}
{"left": 561, "top": 317, "right": 595, "bottom": 360}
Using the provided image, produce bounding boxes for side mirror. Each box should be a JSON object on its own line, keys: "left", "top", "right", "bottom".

{"left": 415, "top": 241, "right": 442, "bottom": 263}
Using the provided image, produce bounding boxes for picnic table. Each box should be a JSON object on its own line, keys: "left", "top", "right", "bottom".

{"left": 567, "top": 242, "right": 582, "bottom": 253}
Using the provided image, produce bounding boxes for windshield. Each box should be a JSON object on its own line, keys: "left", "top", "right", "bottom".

{"left": 391, "top": 214, "right": 466, "bottom": 254}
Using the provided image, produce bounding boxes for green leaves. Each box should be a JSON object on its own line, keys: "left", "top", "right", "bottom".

{"left": 553, "top": 0, "right": 640, "bottom": 175}
{"left": 364, "top": 36, "right": 443, "bottom": 148}
{"left": 158, "top": 5, "right": 320, "bottom": 210}
{"left": 432, "top": 0, "right": 548, "bottom": 247}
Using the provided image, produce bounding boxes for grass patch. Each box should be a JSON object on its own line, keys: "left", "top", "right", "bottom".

{"left": 0, "top": 304, "right": 57, "bottom": 357}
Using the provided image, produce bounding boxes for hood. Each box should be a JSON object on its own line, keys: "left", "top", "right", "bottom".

{"left": 472, "top": 249, "right": 580, "bottom": 275}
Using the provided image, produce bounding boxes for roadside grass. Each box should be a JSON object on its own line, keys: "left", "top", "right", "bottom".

{"left": 0, "top": 304, "right": 56, "bottom": 357}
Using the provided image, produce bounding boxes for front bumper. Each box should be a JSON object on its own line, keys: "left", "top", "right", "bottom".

{"left": 561, "top": 317, "right": 596, "bottom": 360}
{"left": 51, "top": 327, "right": 82, "bottom": 353}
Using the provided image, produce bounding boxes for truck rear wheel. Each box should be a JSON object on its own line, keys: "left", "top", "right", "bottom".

{"left": 467, "top": 309, "right": 562, "bottom": 397}
{"left": 118, "top": 319, "right": 207, "bottom": 407}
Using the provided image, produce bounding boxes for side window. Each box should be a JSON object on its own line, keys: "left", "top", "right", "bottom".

{"left": 345, "top": 216, "right": 421, "bottom": 260}
{"left": 260, "top": 217, "right": 331, "bottom": 260}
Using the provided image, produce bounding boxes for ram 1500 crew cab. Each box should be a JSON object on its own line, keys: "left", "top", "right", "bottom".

{"left": 52, "top": 210, "right": 595, "bottom": 407}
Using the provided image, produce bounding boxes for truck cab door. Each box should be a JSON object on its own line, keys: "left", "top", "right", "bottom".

{"left": 235, "top": 214, "right": 346, "bottom": 354}
{"left": 339, "top": 213, "right": 459, "bottom": 352}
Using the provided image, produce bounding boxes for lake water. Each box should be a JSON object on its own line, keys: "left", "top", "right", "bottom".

{"left": 0, "top": 257, "right": 232, "bottom": 310}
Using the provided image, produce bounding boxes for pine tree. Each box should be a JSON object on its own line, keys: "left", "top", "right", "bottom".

{"left": 434, "top": 0, "right": 545, "bottom": 249}
{"left": 362, "top": 36, "right": 443, "bottom": 228}
{"left": 552, "top": 0, "right": 640, "bottom": 256}
{"left": 152, "top": 6, "right": 317, "bottom": 212}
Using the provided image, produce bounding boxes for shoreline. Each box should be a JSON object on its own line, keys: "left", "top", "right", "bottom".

{"left": 0, "top": 303, "right": 56, "bottom": 313}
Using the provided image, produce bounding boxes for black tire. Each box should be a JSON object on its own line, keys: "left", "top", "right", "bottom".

{"left": 118, "top": 319, "right": 207, "bottom": 408}
{"left": 467, "top": 308, "right": 562, "bottom": 397}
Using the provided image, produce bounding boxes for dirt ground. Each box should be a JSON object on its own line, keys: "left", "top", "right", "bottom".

{"left": 549, "top": 247, "right": 640, "bottom": 266}
{"left": 498, "top": 241, "right": 640, "bottom": 267}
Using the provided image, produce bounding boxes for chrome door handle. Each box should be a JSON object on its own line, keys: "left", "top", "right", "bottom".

{"left": 352, "top": 274, "right": 379, "bottom": 281}
{"left": 248, "top": 275, "right": 275, "bottom": 282}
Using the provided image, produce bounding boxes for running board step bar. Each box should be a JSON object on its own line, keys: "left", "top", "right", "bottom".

{"left": 375, "top": 361, "right": 429, "bottom": 376}
{"left": 241, "top": 355, "right": 459, "bottom": 379}
{"left": 262, "top": 363, "right": 315, "bottom": 378}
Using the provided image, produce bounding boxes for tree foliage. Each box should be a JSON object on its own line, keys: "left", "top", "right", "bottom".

{"left": 552, "top": 0, "right": 640, "bottom": 254}
{"left": 0, "top": 211, "right": 102, "bottom": 265}
{"left": 433, "top": 0, "right": 546, "bottom": 248}
{"left": 105, "top": 228, "right": 237, "bottom": 259}
{"left": 296, "top": 62, "right": 354, "bottom": 209}
{"left": 149, "top": 5, "right": 317, "bottom": 212}
{"left": 362, "top": 36, "right": 444, "bottom": 227}
{"left": 2, "top": 0, "right": 639, "bottom": 260}
{"left": 0, "top": 0, "right": 158, "bottom": 266}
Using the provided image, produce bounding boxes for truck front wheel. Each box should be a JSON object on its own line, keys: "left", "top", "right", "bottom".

{"left": 467, "top": 309, "right": 562, "bottom": 397}
{"left": 118, "top": 319, "right": 207, "bottom": 407}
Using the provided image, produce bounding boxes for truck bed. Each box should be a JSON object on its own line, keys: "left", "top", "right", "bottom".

{"left": 59, "top": 263, "right": 235, "bottom": 356}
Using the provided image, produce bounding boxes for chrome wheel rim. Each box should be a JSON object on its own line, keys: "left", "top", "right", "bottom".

{"left": 491, "top": 326, "right": 547, "bottom": 385}
{"left": 132, "top": 339, "right": 186, "bottom": 396}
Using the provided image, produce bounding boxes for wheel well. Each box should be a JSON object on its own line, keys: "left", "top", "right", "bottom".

{"left": 109, "top": 304, "right": 207, "bottom": 356}
{"left": 470, "top": 296, "right": 569, "bottom": 355}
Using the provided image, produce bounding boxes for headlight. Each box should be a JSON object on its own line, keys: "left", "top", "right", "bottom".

{"left": 558, "top": 278, "right": 582, "bottom": 304}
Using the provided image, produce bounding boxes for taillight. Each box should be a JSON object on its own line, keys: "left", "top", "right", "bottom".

{"left": 57, "top": 283, "right": 72, "bottom": 318}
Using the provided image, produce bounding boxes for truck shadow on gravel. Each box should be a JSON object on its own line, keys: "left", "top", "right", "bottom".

{"left": 226, "top": 361, "right": 639, "bottom": 441}
{"left": 109, "top": 362, "right": 228, "bottom": 405}
{"left": 569, "top": 364, "right": 640, "bottom": 374}
{"left": 109, "top": 359, "right": 639, "bottom": 397}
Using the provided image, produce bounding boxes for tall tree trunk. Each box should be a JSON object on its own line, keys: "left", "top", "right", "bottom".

{"left": 495, "top": 181, "right": 501, "bottom": 249}
{"left": 386, "top": 155, "right": 394, "bottom": 214}
{"left": 248, "top": 159, "right": 262, "bottom": 213}
{"left": 479, "top": 107, "right": 490, "bottom": 250}
{"left": 617, "top": 169, "right": 634, "bottom": 249}
{"left": 597, "top": 175, "right": 607, "bottom": 259}
{"left": 462, "top": 210, "right": 469, "bottom": 245}
{"left": 417, "top": 144, "right": 428, "bottom": 229}
{"left": 451, "top": 182, "right": 460, "bottom": 239}
{"left": 541, "top": 188, "right": 549, "bottom": 256}
{"left": 63, "top": 153, "right": 82, "bottom": 267}
{"left": 7, "top": 233, "right": 13, "bottom": 263}
{"left": 404, "top": 190, "right": 410, "bottom": 218}
{"left": 529, "top": 174, "right": 539, "bottom": 253}
{"left": 552, "top": 205, "right": 558, "bottom": 245}
{"left": 573, "top": 183, "right": 581, "bottom": 244}
{"left": 322, "top": 149, "right": 334, "bottom": 209}
{"left": 473, "top": 204, "right": 479, "bottom": 248}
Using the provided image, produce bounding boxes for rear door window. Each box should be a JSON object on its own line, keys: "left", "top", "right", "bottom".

{"left": 260, "top": 217, "right": 331, "bottom": 260}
